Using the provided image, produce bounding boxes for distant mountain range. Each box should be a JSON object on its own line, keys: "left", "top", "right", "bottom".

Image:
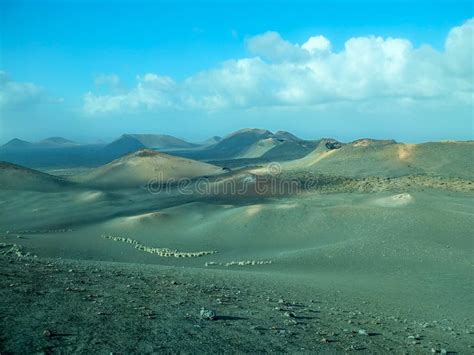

{"left": 2, "top": 130, "right": 472, "bottom": 173}
{"left": 166, "top": 128, "right": 324, "bottom": 162}
{"left": 2, "top": 137, "right": 78, "bottom": 149}
{"left": 0, "top": 133, "right": 201, "bottom": 168}
{"left": 1, "top": 132, "right": 473, "bottom": 190}
{"left": 0, "top": 130, "right": 324, "bottom": 167}
{"left": 103, "top": 134, "right": 199, "bottom": 158}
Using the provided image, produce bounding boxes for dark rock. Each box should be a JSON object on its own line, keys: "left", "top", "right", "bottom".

{"left": 325, "top": 141, "right": 343, "bottom": 150}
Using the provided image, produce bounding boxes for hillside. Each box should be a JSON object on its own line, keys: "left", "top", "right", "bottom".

{"left": 105, "top": 134, "right": 197, "bottom": 151}
{"left": 103, "top": 135, "right": 147, "bottom": 157}
{"left": 135, "top": 134, "right": 197, "bottom": 149}
{"left": 283, "top": 141, "right": 474, "bottom": 178}
{"left": 208, "top": 128, "right": 274, "bottom": 158}
{"left": 1, "top": 138, "right": 33, "bottom": 150}
{"left": 78, "top": 149, "right": 226, "bottom": 188}
{"left": 200, "top": 136, "right": 222, "bottom": 146}
{"left": 170, "top": 128, "right": 320, "bottom": 161}
{"left": 0, "top": 161, "right": 72, "bottom": 191}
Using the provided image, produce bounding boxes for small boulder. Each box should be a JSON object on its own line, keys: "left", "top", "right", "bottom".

{"left": 325, "top": 141, "right": 342, "bottom": 150}
{"left": 199, "top": 307, "right": 216, "bottom": 320}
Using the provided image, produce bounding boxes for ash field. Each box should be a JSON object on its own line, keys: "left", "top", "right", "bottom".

{"left": 1, "top": 130, "right": 473, "bottom": 353}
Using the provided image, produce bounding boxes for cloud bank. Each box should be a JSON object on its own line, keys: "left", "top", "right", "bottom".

{"left": 0, "top": 71, "right": 46, "bottom": 109}
{"left": 83, "top": 19, "right": 473, "bottom": 115}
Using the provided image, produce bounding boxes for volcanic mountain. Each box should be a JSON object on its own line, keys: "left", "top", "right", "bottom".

{"left": 170, "top": 128, "right": 320, "bottom": 161}
{"left": 78, "top": 149, "right": 227, "bottom": 188}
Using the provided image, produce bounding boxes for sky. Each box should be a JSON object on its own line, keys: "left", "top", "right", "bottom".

{"left": 0, "top": 0, "right": 473, "bottom": 144}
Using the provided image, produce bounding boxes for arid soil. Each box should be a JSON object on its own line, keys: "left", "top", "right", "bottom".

{"left": 1, "top": 253, "right": 472, "bottom": 354}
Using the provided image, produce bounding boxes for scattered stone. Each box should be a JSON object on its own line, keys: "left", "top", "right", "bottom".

{"left": 102, "top": 235, "right": 217, "bottom": 258}
{"left": 408, "top": 334, "right": 422, "bottom": 341}
{"left": 346, "top": 344, "right": 365, "bottom": 351}
{"left": 199, "top": 307, "right": 216, "bottom": 320}
{"left": 284, "top": 311, "right": 296, "bottom": 318}
{"left": 0, "top": 243, "right": 35, "bottom": 258}
{"left": 206, "top": 260, "right": 273, "bottom": 267}
{"left": 358, "top": 329, "right": 368, "bottom": 336}
{"left": 284, "top": 319, "right": 298, "bottom": 326}
{"left": 43, "top": 329, "right": 52, "bottom": 338}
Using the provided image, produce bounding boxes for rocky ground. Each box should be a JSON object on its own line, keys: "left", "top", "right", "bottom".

{"left": 281, "top": 173, "right": 474, "bottom": 194}
{"left": 1, "top": 253, "right": 471, "bottom": 353}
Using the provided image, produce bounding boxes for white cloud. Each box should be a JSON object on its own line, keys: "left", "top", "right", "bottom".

{"left": 83, "top": 18, "right": 474, "bottom": 115}
{"left": 0, "top": 71, "right": 46, "bottom": 109}
{"left": 302, "top": 35, "right": 331, "bottom": 54}
{"left": 246, "top": 31, "right": 307, "bottom": 62}
{"left": 84, "top": 73, "right": 176, "bottom": 114}
{"left": 445, "top": 18, "right": 474, "bottom": 77}
{"left": 94, "top": 73, "right": 121, "bottom": 88}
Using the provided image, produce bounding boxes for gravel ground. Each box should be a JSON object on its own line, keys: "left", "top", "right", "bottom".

{"left": 1, "top": 254, "right": 471, "bottom": 354}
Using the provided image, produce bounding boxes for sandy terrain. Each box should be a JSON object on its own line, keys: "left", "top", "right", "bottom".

{"left": 1, "top": 142, "right": 473, "bottom": 353}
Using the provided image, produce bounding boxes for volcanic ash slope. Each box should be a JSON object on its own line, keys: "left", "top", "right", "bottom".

{"left": 77, "top": 149, "right": 226, "bottom": 188}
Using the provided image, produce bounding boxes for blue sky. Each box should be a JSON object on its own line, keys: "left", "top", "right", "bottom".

{"left": 0, "top": 0, "right": 473, "bottom": 143}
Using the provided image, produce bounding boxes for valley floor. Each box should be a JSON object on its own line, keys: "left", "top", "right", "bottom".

{"left": 1, "top": 168, "right": 473, "bottom": 353}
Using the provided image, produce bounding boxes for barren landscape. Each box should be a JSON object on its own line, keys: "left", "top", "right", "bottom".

{"left": 1, "top": 131, "right": 473, "bottom": 353}
{"left": 2, "top": 1, "right": 474, "bottom": 352}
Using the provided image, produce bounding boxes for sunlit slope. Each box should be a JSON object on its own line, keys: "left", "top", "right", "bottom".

{"left": 285, "top": 141, "right": 474, "bottom": 178}
{"left": 78, "top": 149, "right": 226, "bottom": 188}
{"left": 236, "top": 138, "right": 280, "bottom": 158}
{"left": 236, "top": 135, "right": 319, "bottom": 160}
